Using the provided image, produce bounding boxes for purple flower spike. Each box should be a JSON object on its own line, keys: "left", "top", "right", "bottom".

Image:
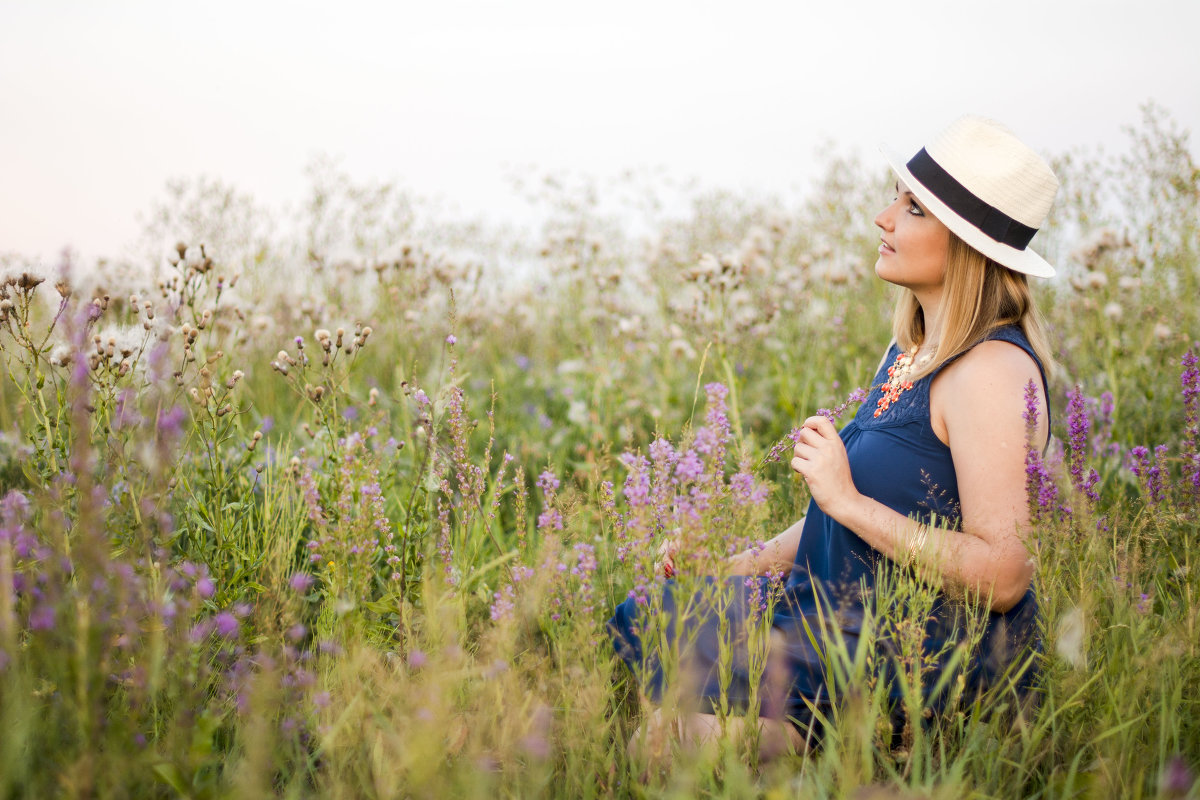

{"left": 1066, "top": 385, "right": 1094, "bottom": 500}
{"left": 1181, "top": 349, "right": 1200, "bottom": 504}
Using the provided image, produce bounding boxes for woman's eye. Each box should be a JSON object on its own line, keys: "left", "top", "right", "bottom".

{"left": 908, "top": 200, "right": 924, "bottom": 216}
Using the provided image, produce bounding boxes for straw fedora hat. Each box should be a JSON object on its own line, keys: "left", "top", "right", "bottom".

{"left": 882, "top": 115, "right": 1059, "bottom": 278}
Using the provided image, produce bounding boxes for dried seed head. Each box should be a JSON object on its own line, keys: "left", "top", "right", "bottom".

{"left": 16, "top": 272, "right": 45, "bottom": 290}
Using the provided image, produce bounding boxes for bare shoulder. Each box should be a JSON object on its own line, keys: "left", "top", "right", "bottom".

{"left": 943, "top": 339, "right": 1042, "bottom": 393}
{"left": 933, "top": 339, "right": 1047, "bottom": 446}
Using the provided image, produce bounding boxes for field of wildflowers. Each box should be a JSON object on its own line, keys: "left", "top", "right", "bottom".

{"left": 1, "top": 104, "right": 1198, "bottom": 798}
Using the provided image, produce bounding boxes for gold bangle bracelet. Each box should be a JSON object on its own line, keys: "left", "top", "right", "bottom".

{"left": 906, "top": 523, "right": 930, "bottom": 568}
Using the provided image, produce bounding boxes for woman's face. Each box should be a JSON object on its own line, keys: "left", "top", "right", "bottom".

{"left": 874, "top": 180, "right": 951, "bottom": 299}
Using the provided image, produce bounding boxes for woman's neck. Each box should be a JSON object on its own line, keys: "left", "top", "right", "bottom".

{"left": 918, "top": 298, "right": 944, "bottom": 353}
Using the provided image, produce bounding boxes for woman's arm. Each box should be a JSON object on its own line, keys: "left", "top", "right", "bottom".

{"left": 727, "top": 516, "right": 805, "bottom": 577}
{"left": 790, "top": 341, "right": 1047, "bottom": 612}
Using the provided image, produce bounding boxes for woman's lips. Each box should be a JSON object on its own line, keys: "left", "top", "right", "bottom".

{"left": 878, "top": 241, "right": 895, "bottom": 255}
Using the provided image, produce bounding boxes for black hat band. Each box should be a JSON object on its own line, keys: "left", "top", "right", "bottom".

{"left": 907, "top": 148, "right": 1038, "bottom": 250}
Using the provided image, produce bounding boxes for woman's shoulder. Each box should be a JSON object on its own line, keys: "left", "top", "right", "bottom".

{"left": 936, "top": 325, "right": 1043, "bottom": 384}
{"left": 936, "top": 336, "right": 1046, "bottom": 433}
{"left": 941, "top": 337, "right": 1042, "bottom": 390}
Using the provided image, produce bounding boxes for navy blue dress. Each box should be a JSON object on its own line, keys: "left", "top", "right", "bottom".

{"left": 608, "top": 325, "right": 1046, "bottom": 736}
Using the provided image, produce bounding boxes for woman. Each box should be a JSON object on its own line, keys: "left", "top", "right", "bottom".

{"left": 609, "top": 115, "right": 1058, "bottom": 758}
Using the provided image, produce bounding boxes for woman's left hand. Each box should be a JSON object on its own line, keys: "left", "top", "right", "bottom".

{"left": 790, "top": 415, "right": 860, "bottom": 520}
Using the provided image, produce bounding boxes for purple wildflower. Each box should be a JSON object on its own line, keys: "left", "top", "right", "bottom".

{"left": 195, "top": 576, "right": 215, "bottom": 599}
{"left": 571, "top": 542, "right": 599, "bottom": 616}
{"left": 730, "top": 469, "right": 769, "bottom": 506}
{"left": 1182, "top": 349, "right": 1199, "bottom": 504}
{"left": 214, "top": 612, "right": 239, "bottom": 639}
{"left": 490, "top": 585, "right": 516, "bottom": 621}
{"left": 1066, "top": 385, "right": 1090, "bottom": 494}
{"left": 648, "top": 437, "right": 676, "bottom": 466}
{"left": 1128, "top": 445, "right": 1169, "bottom": 505}
{"left": 29, "top": 604, "right": 55, "bottom": 631}
{"left": 435, "top": 501, "right": 456, "bottom": 587}
{"left": 445, "top": 334, "right": 457, "bottom": 345}
{"left": 536, "top": 470, "right": 564, "bottom": 532}
{"left": 289, "top": 572, "right": 314, "bottom": 593}
{"left": 620, "top": 454, "right": 651, "bottom": 508}
{"left": 1091, "top": 392, "right": 1118, "bottom": 458}
{"left": 703, "top": 382, "right": 731, "bottom": 466}
{"left": 156, "top": 405, "right": 187, "bottom": 442}
{"left": 536, "top": 470, "right": 560, "bottom": 494}
{"left": 298, "top": 464, "right": 326, "bottom": 526}
{"left": 675, "top": 449, "right": 704, "bottom": 483}
{"left": 1160, "top": 755, "right": 1194, "bottom": 798}
{"left": 817, "top": 386, "right": 869, "bottom": 422}
{"left": 1023, "top": 380, "right": 1061, "bottom": 521}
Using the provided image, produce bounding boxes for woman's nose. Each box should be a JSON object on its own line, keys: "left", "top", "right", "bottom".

{"left": 874, "top": 205, "right": 893, "bottom": 231}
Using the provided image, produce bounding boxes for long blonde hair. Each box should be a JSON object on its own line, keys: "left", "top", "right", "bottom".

{"left": 891, "top": 232, "right": 1057, "bottom": 382}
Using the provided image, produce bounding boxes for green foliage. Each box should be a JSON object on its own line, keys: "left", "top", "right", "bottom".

{"left": 0, "top": 105, "right": 1197, "bottom": 798}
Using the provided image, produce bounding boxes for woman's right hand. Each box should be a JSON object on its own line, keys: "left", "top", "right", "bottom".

{"left": 654, "top": 537, "right": 679, "bottom": 578}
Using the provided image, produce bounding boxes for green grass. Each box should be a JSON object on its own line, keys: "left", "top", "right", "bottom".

{"left": 0, "top": 103, "right": 1197, "bottom": 799}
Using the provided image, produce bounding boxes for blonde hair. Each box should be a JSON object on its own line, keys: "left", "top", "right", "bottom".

{"left": 891, "top": 232, "right": 1057, "bottom": 382}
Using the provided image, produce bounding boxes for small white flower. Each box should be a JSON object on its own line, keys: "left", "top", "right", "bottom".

{"left": 1055, "top": 606, "right": 1087, "bottom": 669}
{"left": 1103, "top": 302, "right": 1123, "bottom": 320}
{"left": 667, "top": 338, "right": 696, "bottom": 360}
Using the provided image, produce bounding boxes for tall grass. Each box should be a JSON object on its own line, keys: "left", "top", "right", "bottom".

{"left": 0, "top": 103, "right": 1197, "bottom": 798}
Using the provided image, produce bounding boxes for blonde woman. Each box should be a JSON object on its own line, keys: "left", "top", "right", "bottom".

{"left": 610, "top": 115, "right": 1056, "bottom": 757}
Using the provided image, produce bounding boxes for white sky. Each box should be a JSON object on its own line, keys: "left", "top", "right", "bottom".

{"left": 2, "top": 0, "right": 1198, "bottom": 262}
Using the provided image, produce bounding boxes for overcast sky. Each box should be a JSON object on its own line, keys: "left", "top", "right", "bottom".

{"left": 2, "top": 0, "right": 1198, "bottom": 263}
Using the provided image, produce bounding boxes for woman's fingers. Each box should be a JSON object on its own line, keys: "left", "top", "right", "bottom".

{"left": 792, "top": 439, "right": 819, "bottom": 460}
{"left": 802, "top": 415, "right": 838, "bottom": 438}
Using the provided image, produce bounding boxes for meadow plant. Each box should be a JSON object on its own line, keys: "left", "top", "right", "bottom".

{"left": 0, "top": 108, "right": 1197, "bottom": 797}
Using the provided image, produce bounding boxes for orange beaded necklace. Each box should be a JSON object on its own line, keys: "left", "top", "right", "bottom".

{"left": 874, "top": 346, "right": 932, "bottom": 418}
